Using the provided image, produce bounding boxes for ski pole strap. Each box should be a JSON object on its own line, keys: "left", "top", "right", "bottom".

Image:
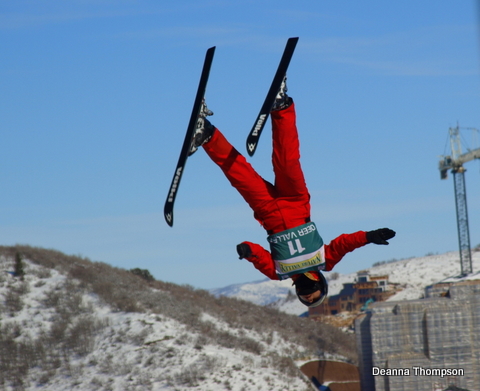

{"left": 267, "top": 222, "right": 325, "bottom": 280}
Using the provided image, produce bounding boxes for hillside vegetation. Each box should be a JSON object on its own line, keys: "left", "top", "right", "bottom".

{"left": 0, "top": 245, "right": 357, "bottom": 390}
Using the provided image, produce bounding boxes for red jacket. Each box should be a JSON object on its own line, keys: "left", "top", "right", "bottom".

{"left": 242, "top": 231, "right": 368, "bottom": 280}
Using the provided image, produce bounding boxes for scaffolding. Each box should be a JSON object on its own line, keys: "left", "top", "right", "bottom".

{"left": 453, "top": 167, "right": 473, "bottom": 276}
{"left": 356, "top": 280, "right": 480, "bottom": 391}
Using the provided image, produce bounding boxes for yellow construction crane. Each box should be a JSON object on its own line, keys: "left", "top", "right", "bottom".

{"left": 439, "top": 125, "right": 480, "bottom": 276}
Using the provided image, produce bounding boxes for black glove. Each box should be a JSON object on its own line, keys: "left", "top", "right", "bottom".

{"left": 236, "top": 243, "right": 252, "bottom": 259}
{"left": 366, "top": 228, "right": 396, "bottom": 245}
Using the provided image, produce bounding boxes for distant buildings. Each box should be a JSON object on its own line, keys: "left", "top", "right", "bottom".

{"left": 355, "top": 277, "right": 480, "bottom": 391}
{"left": 309, "top": 271, "right": 399, "bottom": 318}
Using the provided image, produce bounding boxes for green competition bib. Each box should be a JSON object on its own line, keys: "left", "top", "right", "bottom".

{"left": 267, "top": 222, "right": 325, "bottom": 280}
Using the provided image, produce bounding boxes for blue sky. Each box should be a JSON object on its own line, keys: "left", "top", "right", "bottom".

{"left": 1, "top": 1, "right": 480, "bottom": 290}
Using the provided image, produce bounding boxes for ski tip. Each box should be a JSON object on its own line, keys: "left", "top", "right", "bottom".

{"left": 246, "top": 141, "right": 257, "bottom": 157}
{"left": 164, "top": 208, "right": 174, "bottom": 227}
{"left": 165, "top": 215, "right": 174, "bottom": 227}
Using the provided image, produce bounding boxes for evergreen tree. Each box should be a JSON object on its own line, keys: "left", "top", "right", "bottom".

{"left": 14, "top": 252, "right": 25, "bottom": 280}
{"left": 130, "top": 268, "right": 155, "bottom": 282}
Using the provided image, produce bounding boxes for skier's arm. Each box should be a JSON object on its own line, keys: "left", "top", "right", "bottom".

{"left": 236, "top": 242, "right": 279, "bottom": 280}
{"left": 324, "top": 228, "right": 395, "bottom": 271}
{"left": 324, "top": 231, "right": 369, "bottom": 271}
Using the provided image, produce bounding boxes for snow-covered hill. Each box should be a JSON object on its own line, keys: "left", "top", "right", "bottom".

{"left": 211, "top": 278, "right": 294, "bottom": 306}
{"left": 211, "top": 250, "right": 480, "bottom": 315}
{"left": 3, "top": 246, "right": 479, "bottom": 390}
{"left": 0, "top": 246, "right": 355, "bottom": 391}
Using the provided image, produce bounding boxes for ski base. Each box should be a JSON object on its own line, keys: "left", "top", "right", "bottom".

{"left": 164, "top": 47, "right": 216, "bottom": 227}
{"left": 246, "top": 37, "right": 299, "bottom": 157}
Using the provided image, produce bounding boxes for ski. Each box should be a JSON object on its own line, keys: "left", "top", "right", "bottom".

{"left": 164, "top": 46, "right": 216, "bottom": 227}
{"left": 246, "top": 37, "right": 299, "bottom": 156}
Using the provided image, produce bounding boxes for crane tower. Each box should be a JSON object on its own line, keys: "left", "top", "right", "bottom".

{"left": 439, "top": 125, "right": 480, "bottom": 276}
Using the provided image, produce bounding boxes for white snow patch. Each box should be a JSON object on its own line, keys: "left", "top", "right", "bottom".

{"left": 0, "top": 255, "right": 312, "bottom": 390}
{"left": 212, "top": 250, "right": 480, "bottom": 315}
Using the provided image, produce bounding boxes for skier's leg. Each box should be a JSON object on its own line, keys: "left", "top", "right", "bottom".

{"left": 271, "top": 102, "right": 309, "bottom": 199}
{"left": 203, "top": 129, "right": 285, "bottom": 230}
{"left": 268, "top": 102, "right": 312, "bottom": 228}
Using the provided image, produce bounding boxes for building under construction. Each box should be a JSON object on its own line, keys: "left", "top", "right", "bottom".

{"left": 355, "top": 277, "right": 480, "bottom": 391}
{"left": 310, "top": 271, "right": 399, "bottom": 317}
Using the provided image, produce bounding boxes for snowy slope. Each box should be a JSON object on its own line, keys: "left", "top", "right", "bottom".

{"left": 3, "top": 248, "right": 479, "bottom": 389}
{"left": 211, "top": 250, "right": 480, "bottom": 315}
{"left": 0, "top": 253, "right": 323, "bottom": 391}
{"left": 210, "top": 278, "right": 294, "bottom": 306}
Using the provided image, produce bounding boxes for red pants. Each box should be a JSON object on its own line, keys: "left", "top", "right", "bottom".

{"left": 203, "top": 103, "right": 311, "bottom": 234}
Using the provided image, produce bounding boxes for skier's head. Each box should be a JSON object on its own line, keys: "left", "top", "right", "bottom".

{"left": 294, "top": 272, "right": 328, "bottom": 308}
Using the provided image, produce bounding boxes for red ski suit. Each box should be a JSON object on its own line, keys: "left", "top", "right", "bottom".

{"left": 203, "top": 102, "right": 368, "bottom": 281}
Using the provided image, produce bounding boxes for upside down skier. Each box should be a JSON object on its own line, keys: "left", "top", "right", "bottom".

{"left": 188, "top": 78, "right": 395, "bottom": 308}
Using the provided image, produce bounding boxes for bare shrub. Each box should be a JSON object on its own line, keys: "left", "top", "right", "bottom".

{"left": 201, "top": 355, "right": 221, "bottom": 372}
{"left": 49, "top": 317, "right": 69, "bottom": 342}
{"left": 99, "top": 354, "right": 114, "bottom": 374}
{"left": 90, "top": 376, "right": 104, "bottom": 390}
{"left": 0, "top": 324, "right": 39, "bottom": 389}
{"left": 267, "top": 353, "right": 299, "bottom": 378}
{"left": 174, "top": 366, "right": 203, "bottom": 387}
{"left": 113, "top": 361, "right": 133, "bottom": 376}
{"left": 0, "top": 261, "right": 108, "bottom": 387}
{"left": 65, "top": 316, "right": 97, "bottom": 356}
{"left": 31, "top": 267, "right": 52, "bottom": 279}
{"left": 129, "top": 328, "right": 151, "bottom": 347}
{"left": 34, "top": 280, "right": 46, "bottom": 288}
{"left": 5, "top": 287, "right": 24, "bottom": 314}
{"left": 0, "top": 263, "right": 6, "bottom": 284}
{"left": 173, "top": 355, "right": 219, "bottom": 388}
{"left": 37, "top": 369, "right": 56, "bottom": 386}
{"left": 0, "top": 244, "right": 358, "bottom": 368}
{"left": 16, "top": 281, "right": 30, "bottom": 296}
{"left": 92, "top": 280, "right": 140, "bottom": 312}
{"left": 194, "top": 335, "right": 208, "bottom": 350}
{"left": 43, "top": 281, "right": 90, "bottom": 320}
{"left": 46, "top": 311, "right": 105, "bottom": 359}
{"left": 4, "top": 280, "right": 29, "bottom": 315}
{"left": 42, "top": 286, "right": 62, "bottom": 308}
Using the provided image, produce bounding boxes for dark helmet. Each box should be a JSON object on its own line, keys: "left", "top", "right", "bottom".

{"left": 294, "top": 272, "right": 328, "bottom": 308}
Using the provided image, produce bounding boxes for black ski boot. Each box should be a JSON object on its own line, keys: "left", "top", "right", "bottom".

{"left": 271, "top": 76, "right": 292, "bottom": 111}
{"left": 188, "top": 99, "right": 215, "bottom": 156}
